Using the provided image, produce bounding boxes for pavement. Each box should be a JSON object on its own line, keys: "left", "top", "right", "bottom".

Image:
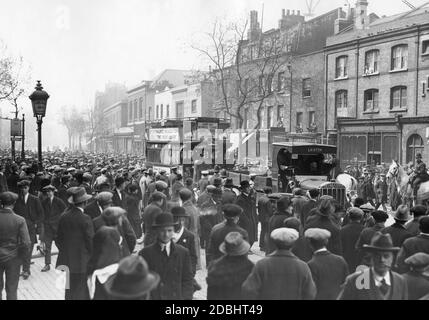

{"left": 10, "top": 241, "right": 265, "bottom": 300}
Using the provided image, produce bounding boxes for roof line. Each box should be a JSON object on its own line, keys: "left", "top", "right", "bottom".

{"left": 392, "top": 1, "right": 429, "bottom": 21}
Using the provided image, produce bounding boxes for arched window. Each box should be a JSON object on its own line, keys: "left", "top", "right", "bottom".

{"left": 406, "top": 134, "right": 424, "bottom": 164}
{"left": 364, "top": 49, "right": 379, "bottom": 74}
{"left": 335, "top": 55, "right": 348, "bottom": 78}
{"left": 391, "top": 45, "right": 408, "bottom": 70}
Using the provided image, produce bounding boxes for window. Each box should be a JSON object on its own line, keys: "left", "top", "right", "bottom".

{"left": 423, "top": 40, "right": 429, "bottom": 55}
{"left": 364, "top": 89, "right": 379, "bottom": 112}
{"left": 390, "top": 86, "right": 407, "bottom": 109}
{"left": 267, "top": 106, "right": 274, "bottom": 128}
{"left": 335, "top": 90, "right": 348, "bottom": 109}
{"left": 160, "top": 104, "right": 163, "bottom": 119}
{"left": 335, "top": 55, "right": 348, "bottom": 78}
{"left": 407, "top": 134, "right": 424, "bottom": 164}
{"left": 391, "top": 45, "right": 408, "bottom": 70}
{"left": 277, "top": 105, "right": 285, "bottom": 126}
{"left": 368, "top": 133, "right": 382, "bottom": 165}
{"left": 308, "top": 111, "right": 315, "bottom": 127}
{"left": 364, "top": 50, "right": 379, "bottom": 74}
{"left": 296, "top": 112, "right": 303, "bottom": 128}
{"left": 156, "top": 105, "right": 159, "bottom": 119}
{"left": 139, "top": 98, "right": 143, "bottom": 119}
{"left": 148, "top": 107, "right": 152, "bottom": 120}
{"left": 278, "top": 72, "right": 286, "bottom": 92}
{"left": 166, "top": 104, "right": 169, "bottom": 118}
{"left": 176, "top": 101, "right": 184, "bottom": 118}
{"left": 134, "top": 100, "right": 138, "bottom": 120}
{"left": 258, "top": 75, "right": 265, "bottom": 95}
{"left": 267, "top": 74, "right": 274, "bottom": 93}
{"left": 128, "top": 102, "right": 133, "bottom": 122}
{"left": 191, "top": 100, "right": 197, "bottom": 113}
{"left": 302, "top": 78, "right": 311, "bottom": 97}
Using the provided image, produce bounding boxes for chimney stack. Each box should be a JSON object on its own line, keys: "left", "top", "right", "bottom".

{"left": 287, "top": 9, "right": 290, "bottom": 15}
{"left": 297, "top": 10, "right": 300, "bottom": 16}
{"left": 354, "top": 0, "right": 369, "bottom": 30}
{"left": 292, "top": 10, "right": 295, "bottom": 15}
{"left": 282, "top": 9, "right": 285, "bottom": 17}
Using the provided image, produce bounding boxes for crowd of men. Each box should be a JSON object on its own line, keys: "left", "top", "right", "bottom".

{"left": 0, "top": 151, "right": 429, "bottom": 300}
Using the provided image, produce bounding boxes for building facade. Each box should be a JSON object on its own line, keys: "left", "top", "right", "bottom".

{"left": 326, "top": 1, "right": 429, "bottom": 168}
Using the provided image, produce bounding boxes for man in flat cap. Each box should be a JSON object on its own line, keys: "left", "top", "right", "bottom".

{"left": 40, "top": 185, "right": 66, "bottom": 272}
{"left": 405, "top": 205, "right": 428, "bottom": 237}
{"left": 396, "top": 216, "right": 429, "bottom": 273}
{"left": 206, "top": 204, "right": 249, "bottom": 267}
{"left": 242, "top": 228, "right": 316, "bottom": 300}
{"left": 235, "top": 180, "right": 258, "bottom": 249}
{"left": 355, "top": 210, "right": 389, "bottom": 266}
{"left": 340, "top": 207, "right": 365, "bottom": 272}
{"left": 381, "top": 205, "right": 413, "bottom": 247}
{"left": 338, "top": 232, "right": 408, "bottom": 300}
{"left": 0, "top": 192, "right": 31, "bottom": 300}
{"left": 56, "top": 187, "right": 94, "bottom": 300}
{"left": 305, "top": 228, "right": 349, "bottom": 300}
{"left": 84, "top": 191, "right": 113, "bottom": 220}
{"left": 401, "top": 252, "right": 429, "bottom": 300}
{"left": 14, "top": 179, "right": 44, "bottom": 279}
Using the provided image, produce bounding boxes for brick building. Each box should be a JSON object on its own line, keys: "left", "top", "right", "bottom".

{"left": 326, "top": 1, "right": 429, "bottom": 168}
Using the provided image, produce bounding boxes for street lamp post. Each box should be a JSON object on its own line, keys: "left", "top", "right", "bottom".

{"left": 29, "top": 81, "right": 49, "bottom": 170}
{"left": 287, "top": 61, "right": 293, "bottom": 133}
{"left": 21, "top": 113, "right": 25, "bottom": 160}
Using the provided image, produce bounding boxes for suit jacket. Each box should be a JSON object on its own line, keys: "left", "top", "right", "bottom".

{"left": 41, "top": 196, "right": 66, "bottom": 240}
{"left": 206, "top": 220, "right": 249, "bottom": 267}
{"left": 56, "top": 206, "right": 94, "bottom": 274}
{"left": 14, "top": 193, "right": 44, "bottom": 242}
{"left": 307, "top": 250, "right": 349, "bottom": 300}
{"left": 112, "top": 188, "right": 126, "bottom": 208}
{"left": 175, "top": 228, "right": 197, "bottom": 276}
{"left": 87, "top": 226, "right": 122, "bottom": 274}
{"left": 93, "top": 215, "right": 136, "bottom": 256}
{"left": 84, "top": 200, "right": 102, "bottom": 220}
{"left": 405, "top": 219, "right": 421, "bottom": 237}
{"left": 7, "top": 173, "right": 20, "bottom": 194}
{"left": 139, "top": 241, "right": 193, "bottom": 300}
{"left": 301, "top": 199, "right": 318, "bottom": 228}
{"left": 381, "top": 223, "right": 413, "bottom": 248}
{"left": 242, "top": 249, "right": 316, "bottom": 300}
{"left": 402, "top": 271, "right": 429, "bottom": 300}
{"left": 340, "top": 222, "right": 365, "bottom": 272}
{"left": 305, "top": 215, "right": 342, "bottom": 256}
{"left": 338, "top": 269, "right": 408, "bottom": 300}
{"left": 396, "top": 234, "right": 429, "bottom": 273}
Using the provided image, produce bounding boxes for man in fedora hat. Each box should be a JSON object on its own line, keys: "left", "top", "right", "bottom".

{"left": 0, "top": 192, "right": 31, "bottom": 300}
{"left": 84, "top": 191, "right": 113, "bottom": 220}
{"left": 139, "top": 212, "right": 193, "bottom": 300}
{"left": 339, "top": 232, "right": 407, "bottom": 300}
{"left": 104, "top": 255, "right": 160, "bottom": 300}
{"left": 14, "top": 179, "right": 44, "bottom": 280}
{"left": 381, "top": 205, "right": 413, "bottom": 248}
{"left": 242, "top": 228, "right": 316, "bottom": 300}
{"left": 206, "top": 204, "right": 249, "bottom": 267}
{"left": 396, "top": 216, "right": 429, "bottom": 273}
{"left": 56, "top": 187, "right": 94, "bottom": 300}
{"left": 235, "top": 180, "right": 258, "bottom": 248}
{"left": 305, "top": 228, "right": 349, "bottom": 300}
{"left": 40, "top": 185, "right": 66, "bottom": 272}
{"left": 401, "top": 252, "right": 429, "bottom": 300}
{"left": 206, "top": 232, "right": 254, "bottom": 300}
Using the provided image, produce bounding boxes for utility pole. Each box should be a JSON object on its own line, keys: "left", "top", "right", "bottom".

{"left": 21, "top": 113, "right": 25, "bottom": 160}
{"left": 11, "top": 100, "right": 19, "bottom": 161}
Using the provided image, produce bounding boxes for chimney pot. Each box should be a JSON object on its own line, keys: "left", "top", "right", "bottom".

{"left": 292, "top": 10, "right": 295, "bottom": 15}
{"left": 297, "top": 10, "right": 300, "bottom": 16}
{"left": 282, "top": 9, "right": 285, "bottom": 17}
{"left": 287, "top": 9, "right": 290, "bottom": 15}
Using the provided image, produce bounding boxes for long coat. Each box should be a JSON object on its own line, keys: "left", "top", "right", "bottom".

{"left": 56, "top": 206, "right": 94, "bottom": 274}
{"left": 242, "top": 249, "right": 316, "bottom": 300}
{"left": 142, "top": 203, "right": 163, "bottom": 246}
{"left": 207, "top": 255, "right": 254, "bottom": 300}
{"left": 396, "top": 234, "right": 429, "bottom": 273}
{"left": 182, "top": 200, "right": 201, "bottom": 270}
{"left": 307, "top": 250, "right": 349, "bottom": 300}
{"left": 14, "top": 193, "right": 44, "bottom": 244}
{"left": 206, "top": 220, "right": 249, "bottom": 267}
{"left": 305, "top": 215, "right": 342, "bottom": 256}
{"left": 111, "top": 188, "right": 126, "bottom": 209}
{"left": 338, "top": 269, "right": 408, "bottom": 300}
{"left": 235, "top": 193, "right": 258, "bottom": 246}
{"left": 84, "top": 200, "right": 102, "bottom": 220}
{"left": 340, "top": 221, "right": 365, "bottom": 272}
{"left": 41, "top": 196, "right": 66, "bottom": 242}
{"left": 175, "top": 228, "right": 198, "bottom": 276}
{"left": 381, "top": 223, "right": 413, "bottom": 248}
{"left": 139, "top": 241, "right": 193, "bottom": 300}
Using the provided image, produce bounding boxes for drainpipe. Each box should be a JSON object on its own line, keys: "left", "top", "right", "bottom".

{"left": 355, "top": 39, "right": 360, "bottom": 119}
{"left": 324, "top": 51, "right": 329, "bottom": 140}
{"left": 415, "top": 26, "right": 420, "bottom": 116}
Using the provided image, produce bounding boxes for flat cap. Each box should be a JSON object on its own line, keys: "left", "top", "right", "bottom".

{"left": 304, "top": 228, "right": 331, "bottom": 241}
{"left": 42, "top": 185, "right": 57, "bottom": 192}
{"left": 270, "top": 228, "right": 299, "bottom": 245}
{"left": 17, "top": 180, "right": 31, "bottom": 187}
{"left": 206, "top": 185, "right": 217, "bottom": 192}
{"left": 201, "top": 171, "right": 209, "bottom": 175}
{"left": 96, "top": 191, "right": 114, "bottom": 205}
{"left": 0, "top": 192, "right": 18, "bottom": 205}
{"left": 405, "top": 252, "right": 429, "bottom": 269}
{"left": 349, "top": 207, "right": 364, "bottom": 220}
{"left": 371, "top": 210, "right": 389, "bottom": 222}
{"left": 178, "top": 188, "right": 192, "bottom": 199}
{"left": 360, "top": 203, "right": 375, "bottom": 211}
{"left": 222, "top": 204, "right": 243, "bottom": 218}
{"left": 155, "top": 180, "right": 168, "bottom": 190}
{"left": 171, "top": 206, "right": 188, "bottom": 217}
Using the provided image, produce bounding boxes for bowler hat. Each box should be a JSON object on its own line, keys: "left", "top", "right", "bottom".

{"left": 240, "top": 180, "right": 250, "bottom": 189}
{"left": 224, "top": 178, "right": 236, "bottom": 188}
{"left": 171, "top": 206, "right": 188, "bottom": 218}
{"left": 67, "top": 187, "right": 92, "bottom": 205}
{"left": 104, "top": 256, "right": 160, "bottom": 299}
{"left": 152, "top": 212, "right": 178, "bottom": 228}
{"left": 363, "top": 232, "right": 400, "bottom": 252}
{"left": 222, "top": 204, "right": 243, "bottom": 218}
{"left": 213, "top": 178, "right": 223, "bottom": 187}
{"left": 178, "top": 188, "right": 192, "bottom": 200}
{"left": 0, "top": 192, "right": 18, "bottom": 206}
{"left": 219, "top": 232, "right": 250, "bottom": 256}
{"left": 17, "top": 180, "right": 31, "bottom": 188}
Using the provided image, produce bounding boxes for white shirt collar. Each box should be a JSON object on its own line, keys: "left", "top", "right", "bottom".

{"left": 24, "top": 193, "right": 29, "bottom": 203}
{"left": 77, "top": 207, "right": 85, "bottom": 213}
{"left": 117, "top": 189, "right": 122, "bottom": 200}
{"left": 160, "top": 241, "right": 171, "bottom": 256}
{"left": 173, "top": 226, "right": 185, "bottom": 243}
{"left": 314, "top": 248, "right": 328, "bottom": 254}
{"left": 372, "top": 267, "right": 391, "bottom": 286}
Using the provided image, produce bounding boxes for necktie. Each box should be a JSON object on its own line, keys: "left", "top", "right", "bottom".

{"left": 379, "top": 279, "right": 389, "bottom": 296}
{"left": 162, "top": 246, "right": 168, "bottom": 257}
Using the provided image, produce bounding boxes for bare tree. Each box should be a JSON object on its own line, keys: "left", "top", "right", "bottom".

{"left": 192, "top": 18, "right": 296, "bottom": 130}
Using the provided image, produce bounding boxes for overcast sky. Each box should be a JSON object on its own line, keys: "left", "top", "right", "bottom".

{"left": 0, "top": 0, "right": 426, "bottom": 149}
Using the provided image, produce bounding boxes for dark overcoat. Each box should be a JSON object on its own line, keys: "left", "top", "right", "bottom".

{"left": 142, "top": 203, "right": 163, "bottom": 246}
{"left": 305, "top": 215, "right": 342, "bottom": 256}
{"left": 340, "top": 221, "right": 365, "bottom": 272}
{"left": 84, "top": 200, "right": 102, "bottom": 220}
{"left": 175, "top": 228, "right": 198, "bottom": 276}
{"left": 381, "top": 223, "right": 413, "bottom": 247}
{"left": 402, "top": 271, "right": 429, "bottom": 300}
{"left": 235, "top": 193, "right": 258, "bottom": 246}
{"left": 41, "top": 196, "right": 66, "bottom": 242}
{"left": 396, "top": 234, "right": 429, "bottom": 273}
{"left": 14, "top": 193, "right": 44, "bottom": 244}
{"left": 139, "top": 241, "right": 193, "bottom": 300}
